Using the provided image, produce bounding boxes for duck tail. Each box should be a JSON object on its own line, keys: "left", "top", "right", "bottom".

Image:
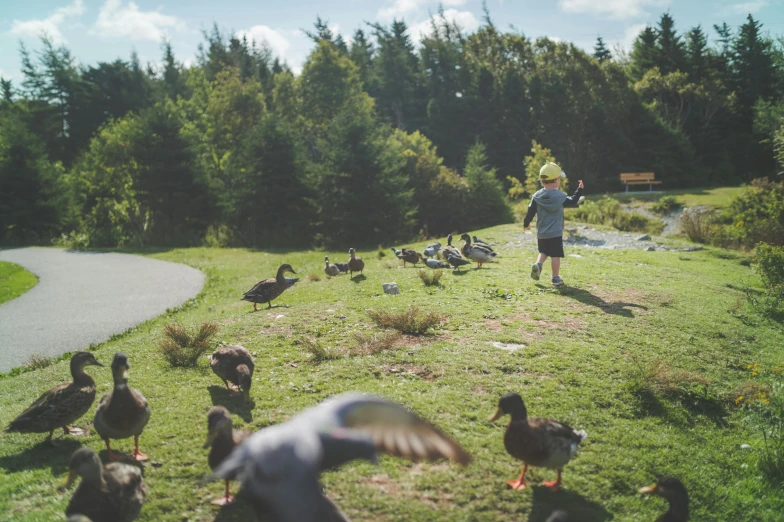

{"left": 574, "top": 429, "right": 587, "bottom": 442}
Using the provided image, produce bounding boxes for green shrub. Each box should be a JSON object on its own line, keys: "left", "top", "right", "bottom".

{"left": 650, "top": 195, "right": 681, "bottom": 215}
{"left": 679, "top": 207, "right": 718, "bottom": 243}
{"left": 750, "top": 242, "right": 784, "bottom": 314}
{"left": 738, "top": 362, "right": 784, "bottom": 482}
{"left": 568, "top": 197, "right": 663, "bottom": 234}
{"left": 718, "top": 178, "right": 784, "bottom": 249}
{"left": 418, "top": 269, "right": 444, "bottom": 286}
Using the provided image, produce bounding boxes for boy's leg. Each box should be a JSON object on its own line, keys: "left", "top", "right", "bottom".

{"left": 537, "top": 253, "right": 548, "bottom": 265}
{"left": 531, "top": 254, "right": 547, "bottom": 281}
{"left": 551, "top": 257, "right": 561, "bottom": 277}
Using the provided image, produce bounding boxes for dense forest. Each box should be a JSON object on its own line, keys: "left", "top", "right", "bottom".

{"left": 0, "top": 8, "right": 783, "bottom": 247}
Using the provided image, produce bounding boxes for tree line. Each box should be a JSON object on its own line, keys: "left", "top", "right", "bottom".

{"left": 0, "top": 9, "right": 782, "bottom": 247}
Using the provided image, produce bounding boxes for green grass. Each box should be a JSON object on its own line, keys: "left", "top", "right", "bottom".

{"left": 612, "top": 186, "right": 746, "bottom": 209}
{"left": 1, "top": 224, "right": 783, "bottom": 521}
{"left": 0, "top": 261, "right": 38, "bottom": 305}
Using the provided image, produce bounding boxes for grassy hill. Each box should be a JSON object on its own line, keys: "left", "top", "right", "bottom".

{"left": 0, "top": 223, "right": 782, "bottom": 521}
{"left": 0, "top": 261, "right": 37, "bottom": 305}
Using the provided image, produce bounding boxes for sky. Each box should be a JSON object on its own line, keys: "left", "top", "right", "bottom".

{"left": 1, "top": 0, "right": 783, "bottom": 83}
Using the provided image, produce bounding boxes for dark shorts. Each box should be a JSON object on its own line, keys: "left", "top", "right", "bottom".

{"left": 538, "top": 236, "right": 564, "bottom": 258}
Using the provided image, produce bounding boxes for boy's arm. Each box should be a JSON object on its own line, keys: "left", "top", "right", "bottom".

{"left": 523, "top": 198, "right": 537, "bottom": 229}
{"left": 563, "top": 181, "right": 584, "bottom": 208}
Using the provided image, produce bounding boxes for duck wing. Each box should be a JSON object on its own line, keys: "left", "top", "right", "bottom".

{"left": 244, "top": 278, "right": 277, "bottom": 299}
{"left": 6, "top": 381, "right": 95, "bottom": 433}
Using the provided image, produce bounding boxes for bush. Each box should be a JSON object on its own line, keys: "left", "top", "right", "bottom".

{"left": 679, "top": 207, "right": 717, "bottom": 243}
{"left": 418, "top": 269, "right": 444, "bottom": 286}
{"left": 721, "top": 178, "right": 784, "bottom": 249}
{"left": 366, "top": 306, "right": 444, "bottom": 335}
{"left": 349, "top": 332, "right": 403, "bottom": 355}
{"left": 650, "top": 195, "right": 681, "bottom": 215}
{"left": 738, "top": 362, "right": 784, "bottom": 482}
{"left": 159, "top": 322, "right": 219, "bottom": 367}
{"left": 750, "top": 242, "right": 784, "bottom": 314}
{"left": 568, "top": 197, "right": 663, "bottom": 234}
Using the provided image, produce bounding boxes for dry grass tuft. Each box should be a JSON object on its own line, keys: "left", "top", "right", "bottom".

{"left": 366, "top": 306, "right": 444, "bottom": 335}
{"left": 24, "top": 354, "right": 53, "bottom": 370}
{"left": 628, "top": 358, "right": 711, "bottom": 398}
{"left": 727, "top": 381, "right": 774, "bottom": 407}
{"left": 307, "top": 274, "right": 321, "bottom": 282}
{"left": 418, "top": 269, "right": 444, "bottom": 286}
{"left": 349, "top": 332, "right": 403, "bottom": 355}
{"left": 159, "top": 322, "right": 219, "bottom": 367}
{"left": 300, "top": 336, "right": 341, "bottom": 361}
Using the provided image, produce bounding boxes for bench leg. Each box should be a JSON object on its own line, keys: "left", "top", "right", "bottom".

{"left": 625, "top": 184, "right": 629, "bottom": 193}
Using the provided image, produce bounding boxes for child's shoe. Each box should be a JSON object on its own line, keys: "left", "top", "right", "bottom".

{"left": 552, "top": 276, "right": 565, "bottom": 287}
{"left": 530, "top": 262, "right": 542, "bottom": 281}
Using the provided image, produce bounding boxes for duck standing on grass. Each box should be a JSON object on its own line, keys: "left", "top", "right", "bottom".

{"left": 447, "top": 254, "right": 470, "bottom": 271}
{"left": 204, "top": 406, "right": 250, "bottom": 505}
{"left": 423, "top": 242, "right": 441, "bottom": 258}
{"left": 209, "top": 344, "right": 255, "bottom": 403}
{"left": 93, "top": 353, "right": 151, "bottom": 461}
{"left": 489, "top": 392, "right": 586, "bottom": 491}
{"left": 5, "top": 352, "right": 103, "bottom": 445}
{"left": 461, "top": 233, "right": 497, "bottom": 268}
{"left": 324, "top": 256, "right": 341, "bottom": 277}
{"left": 64, "top": 446, "right": 147, "bottom": 522}
{"left": 440, "top": 234, "right": 461, "bottom": 261}
{"left": 242, "top": 264, "right": 297, "bottom": 310}
{"left": 639, "top": 476, "right": 690, "bottom": 522}
{"left": 348, "top": 248, "right": 364, "bottom": 279}
{"left": 425, "top": 258, "right": 449, "bottom": 269}
{"left": 392, "top": 247, "right": 423, "bottom": 267}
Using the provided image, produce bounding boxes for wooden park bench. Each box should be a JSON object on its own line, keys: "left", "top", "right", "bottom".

{"left": 620, "top": 172, "right": 662, "bottom": 192}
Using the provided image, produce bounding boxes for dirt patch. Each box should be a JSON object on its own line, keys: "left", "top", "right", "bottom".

{"left": 381, "top": 363, "right": 440, "bottom": 381}
{"left": 361, "top": 470, "right": 455, "bottom": 507}
{"left": 513, "top": 310, "right": 586, "bottom": 331}
{"left": 485, "top": 319, "right": 504, "bottom": 332}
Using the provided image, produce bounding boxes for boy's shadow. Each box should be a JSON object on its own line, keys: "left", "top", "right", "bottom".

{"left": 557, "top": 286, "right": 648, "bottom": 318}
{"left": 208, "top": 386, "right": 254, "bottom": 423}
{"left": 529, "top": 486, "right": 613, "bottom": 522}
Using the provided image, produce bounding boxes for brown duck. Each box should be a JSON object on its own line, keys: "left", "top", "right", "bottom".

{"left": 5, "top": 351, "right": 103, "bottom": 444}
{"left": 204, "top": 406, "right": 250, "bottom": 505}
{"left": 93, "top": 353, "right": 151, "bottom": 462}
{"left": 639, "top": 476, "right": 690, "bottom": 522}
{"left": 490, "top": 392, "right": 586, "bottom": 491}
{"left": 64, "top": 446, "right": 147, "bottom": 522}
{"left": 348, "top": 248, "right": 364, "bottom": 279}
{"left": 440, "top": 234, "right": 462, "bottom": 261}
{"left": 242, "top": 264, "right": 297, "bottom": 310}
{"left": 391, "top": 248, "right": 423, "bottom": 267}
{"left": 209, "top": 345, "right": 255, "bottom": 403}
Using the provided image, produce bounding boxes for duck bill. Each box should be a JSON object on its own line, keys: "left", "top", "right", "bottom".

{"left": 638, "top": 484, "right": 658, "bottom": 495}
{"left": 488, "top": 407, "right": 503, "bottom": 422}
{"left": 91, "top": 360, "right": 104, "bottom": 367}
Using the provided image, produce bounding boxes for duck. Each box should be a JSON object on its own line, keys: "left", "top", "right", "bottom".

{"left": 489, "top": 392, "right": 586, "bottom": 491}
{"left": 461, "top": 233, "right": 497, "bottom": 268}
{"left": 639, "top": 476, "right": 690, "bottom": 522}
{"left": 204, "top": 406, "right": 251, "bottom": 505}
{"left": 93, "top": 353, "right": 151, "bottom": 462}
{"left": 440, "top": 234, "right": 461, "bottom": 261}
{"left": 472, "top": 235, "right": 494, "bottom": 252}
{"left": 423, "top": 242, "right": 441, "bottom": 258}
{"left": 64, "top": 446, "right": 147, "bottom": 522}
{"left": 334, "top": 261, "right": 349, "bottom": 274}
{"left": 208, "top": 392, "right": 471, "bottom": 521}
{"left": 242, "top": 264, "right": 297, "bottom": 310}
{"left": 5, "top": 351, "right": 103, "bottom": 444}
{"left": 209, "top": 345, "right": 255, "bottom": 403}
{"left": 348, "top": 248, "right": 364, "bottom": 279}
{"left": 392, "top": 247, "right": 423, "bottom": 267}
{"left": 447, "top": 254, "right": 470, "bottom": 271}
{"left": 425, "top": 258, "right": 449, "bottom": 269}
{"left": 324, "top": 256, "right": 341, "bottom": 277}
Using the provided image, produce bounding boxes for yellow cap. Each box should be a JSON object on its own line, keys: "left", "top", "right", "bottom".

{"left": 539, "top": 162, "right": 566, "bottom": 181}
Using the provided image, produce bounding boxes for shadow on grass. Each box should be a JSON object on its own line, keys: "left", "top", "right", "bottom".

{"left": 350, "top": 274, "right": 367, "bottom": 283}
{"left": 0, "top": 438, "right": 81, "bottom": 474}
{"left": 208, "top": 386, "right": 254, "bottom": 423}
{"left": 559, "top": 287, "right": 648, "bottom": 318}
{"left": 632, "top": 389, "right": 728, "bottom": 428}
{"left": 213, "top": 495, "right": 257, "bottom": 521}
{"left": 529, "top": 486, "right": 613, "bottom": 522}
{"left": 450, "top": 270, "right": 470, "bottom": 276}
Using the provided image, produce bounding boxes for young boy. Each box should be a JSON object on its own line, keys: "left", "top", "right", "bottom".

{"left": 523, "top": 162, "right": 584, "bottom": 287}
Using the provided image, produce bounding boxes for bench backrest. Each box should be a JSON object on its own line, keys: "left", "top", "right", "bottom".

{"left": 620, "top": 172, "right": 656, "bottom": 181}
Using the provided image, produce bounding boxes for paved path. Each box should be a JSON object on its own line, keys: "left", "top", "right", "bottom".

{"left": 0, "top": 248, "right": 204, "bottom": 373}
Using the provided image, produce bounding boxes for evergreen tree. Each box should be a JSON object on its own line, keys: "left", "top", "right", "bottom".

{"left": 653, "top": 12, "right": 686, "bottom": 74}
{"left": 162, "top": 40, "right": 185, "bottom": 100}
{"left": 462, "top": 142, "right": 513, "bottom": 229}
{"left": 593, "top": 36, "right": 612, "bottom": 63}
{"left": 1, "top": 78, "right": 13, "bottom": 103}
{"left": 686, "top": 26, "right": 709, "bottom": 81}
{"left": 630, "top": 26, "right": 658, "bottom": 79}
{"left": 733, "top": 15, "right": 777, "bottom": 115}
{"left": 349, "top": 29, "right": 376, "bottom": 89}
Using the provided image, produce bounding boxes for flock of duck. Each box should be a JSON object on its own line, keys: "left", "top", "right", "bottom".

{"left": 3, "top": 234, "right": 690, "bottom": 522}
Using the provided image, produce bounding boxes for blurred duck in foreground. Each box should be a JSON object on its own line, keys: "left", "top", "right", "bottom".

{"left": 639, "top": 476, "right": 690, "bottom": 522}
{"left": 209, "top": 344, "right": 255, "bottom": 403}
{"left": 204, "top": 406, "right": 250, "bottom": 505}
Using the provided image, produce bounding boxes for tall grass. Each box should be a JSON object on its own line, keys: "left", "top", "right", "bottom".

{"left": 366, "top": 306, "right": 444, "bottom": 335}
{"left": 159, "top": 322, "right": 219, "bottom": 367}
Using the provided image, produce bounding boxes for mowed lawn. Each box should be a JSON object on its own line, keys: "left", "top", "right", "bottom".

{"left": 0, "top": 260, "right": 37, "bottom": 305}
{"left": 612, "top": 186, "right": 746, "bottom": 209}
{"left": 0, "top": 223, "right": 782, "bottom": 521}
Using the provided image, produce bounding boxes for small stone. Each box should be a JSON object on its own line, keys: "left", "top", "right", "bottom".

{"left": 382, "top": 283, "right": 400, "bottom": 295}
{"left": 645, "top": 246, "right": 655, "bottom": 251}
{"left": 741, "top": 443, "right": 752, "bottom": 450}
{"left": 685, "top": 245, "right": 704, "bottom": 251}
{"left": 637, "top": 234, "right": 651, "bottom": 241}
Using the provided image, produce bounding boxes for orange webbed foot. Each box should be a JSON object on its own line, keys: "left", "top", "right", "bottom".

{"left": 506, "top": 478, "right": 528, "bottom": 490}
{"left": 211, "top": 495, "right": 235, "bottom": 506}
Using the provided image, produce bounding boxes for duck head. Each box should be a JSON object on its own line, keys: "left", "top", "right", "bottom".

{"left": 460, "top": 233, "right": 471, "bottom": 243}
{"left": 349, "top": 248, "right": 357, "bottom": 258}
{"left": 237, "top": 364, "right": 252, "bottom": 403}
{"left": 70, "top": 352, "right": 103, "bottom": 376}
{"left": 489, "top": 392, "right": 528, "bottom": 422}
{"left": 277, "top": 264, "right": 296, "bottom": 275}
{"left": 204, "top": 406, "right": 233, "bottom": 449}
{"left": 639, "top": 476, "right": 689, "bottom": 518}
{"left": 110, "top": 352, "right": 130, "bottom": 385}
{"left": 65, "top": 447, "right": 107, "bottom": 491}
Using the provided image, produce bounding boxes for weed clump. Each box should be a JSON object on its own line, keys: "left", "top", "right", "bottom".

{"left": 650, "top": 195, "right": 681, "bottom": 215}
{"left": 300, "top": 336, "right": 341, "bottom": 361}
{"left": 627, "top": 358, "right": 711, "bottom": 399}
{"left": 568, "top": 197, "right": 663, "bottom": 234}
{"left": 366, "top": 306, "right": 444, "bottom": 335}
{"left": 418, "top": 269, "right": 444, "bottom": 286}
{"left": 24, "top": 354, "right": 53, "bottom": 370}
{"left": 159, "top": 322, "right": 219, "bottom": 367}
{"left": 349, "top": 332, "right": 403, "bottom": 355}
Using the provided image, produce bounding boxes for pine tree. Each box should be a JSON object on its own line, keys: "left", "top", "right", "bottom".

{"left": 463, "top": 142, "right": 512, "bottom": 229}
{"left": 0, "top": 78, "right": 12, "bottom": 103}
{"left": 686, "top": 26, "right": 709, "bottom": 82}
{"left": 733, "top": 15, "right": 776, "bottom": 114}
{"left": 593, "top": 36, "right": 612, "bottom": 63}
{"left": 630, "top": 26, "right": 658, "bottom": 79}
{"left": 162, "top": 40, "right": 184, "bottom": 100}
{"left": 653, "top": 12, "right": 685, "bottom": 74}
{"left": 349, "top": 29, "right": 376, "bottom": 90}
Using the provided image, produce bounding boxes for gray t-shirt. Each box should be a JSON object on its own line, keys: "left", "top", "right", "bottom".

{"left": 523, "top": 187, "right": 583, "bottom": 239}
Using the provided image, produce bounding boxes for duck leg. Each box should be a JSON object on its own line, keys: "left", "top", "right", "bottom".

{"left": 130, "top": 435, "right": 149, "bottom": 461}
{"left": 542, "top": 469, "right": 562, "bottom": 491}
{"left": 267, "top": 302, "right": 272, "bottom": 309}
{"left": 105, "top": 439, "right": 125, "bottom": 462}
{"left": 507, "top": 464, "right": 528, "bottom": 490}
{"left": 211, "top": 480, "right": 235, "bottom": 505}
{"left": 253, "top": 303, "right": 258, "bottom": 311}
{"left": 45, "top": 429, "right": 55, "bottom": 446}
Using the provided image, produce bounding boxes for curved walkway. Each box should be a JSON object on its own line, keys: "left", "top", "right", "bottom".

{"left": 0, "top": 248, "right": 205, "bottom": 373}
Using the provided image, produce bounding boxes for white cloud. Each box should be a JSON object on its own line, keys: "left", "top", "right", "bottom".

{"left": 617, "top": 23, "right": 647, "bottom": 51}
{"left": 728, "top": 0, "right": 768, "bottom": 13}
{"left": 378, "top": 0, "right": 428, "bottom": 21}
{"left": 443, "top": 0, "right": 468, "bottom": 5}
{"left": 92, "top": 0, "right": 184, "bottom": 41}
{"left": 410, "top": 9, "right": 479, "bottom": 43}
{"left": 558, "top": 0, "right": 669, "bottom": 19}
{"left": 235, "top": 26, "right": 291, "bottom": 59}
{"left": 9, "top": 0, "right": 85, "bottom": 44}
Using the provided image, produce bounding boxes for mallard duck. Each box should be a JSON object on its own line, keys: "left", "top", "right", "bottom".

{"left": 5, "top": 352, "right": 103, "bottom": 444}
{"left": 425, "top": 258, "right": 449, "bottom": 269}
{"left": 93, "top": 353, "right": 151, "bottom": 462}
{"left": 489, "top": 392, "right": 586, "bottom": 491}
{"left": 204, "top": 406, "right": 251, "bottom": 505}
{"left": 447, "top": 254, "right": 470, "bottom": 271}
{"left": 423, "top": 242, "right": 441, "bottom": 258}
{"left": 335, "top": 262, "right": 349, "bottom": 273}
{"left": 472, "top": 235, "right": 494, "bottom": 251}
{"left": 324, "top": 256, "right": 341, "bottom": 277}
{"left": 242, "top": 264, "right": 297, "bottom": 310}
{"left": 348, "top": 248, "right": 364, "bottom": 279}
{"left": 461, "top": 233, "right": 497, "bottom": 268}
{"left": 639, "top": 476, "right": 690, "bottom": 522}
{"left": 209, "top": 345, "right": 255, "bottom": 403}
{"left": 64, "top": 446, "right": 147, "bottom": 522}
{"left": 440, "top": 234, "right": 461, "bottom": 261}
{"left": 209, "top": 392, "right": 471, "bottom": 521}
{"left": 392, "top": 247, "right": 423, "bottom": 267}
